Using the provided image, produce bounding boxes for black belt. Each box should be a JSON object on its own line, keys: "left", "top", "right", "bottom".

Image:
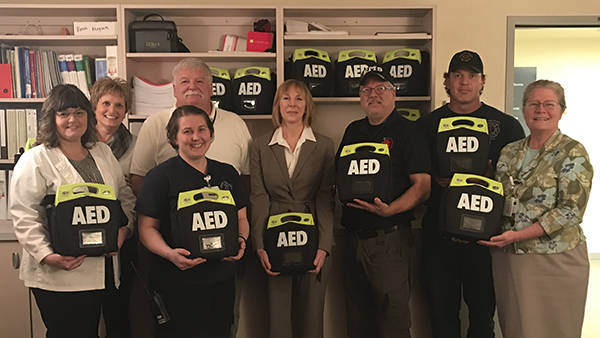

{"left": 353, "top": 225, "right": 402, "bottom": 240}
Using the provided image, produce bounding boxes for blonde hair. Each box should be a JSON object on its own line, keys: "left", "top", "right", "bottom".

{"left": 271, "top": 79, "right": 314, "bottom": 127}
{"left": 522, "top": 79, "right": 566, "bottom": 113}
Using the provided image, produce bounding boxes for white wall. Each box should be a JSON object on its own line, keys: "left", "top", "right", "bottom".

{"left": 515, "top": 27, "right": 600, "bottom": 253}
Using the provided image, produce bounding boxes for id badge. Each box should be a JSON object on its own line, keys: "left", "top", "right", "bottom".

{"left": 503, "top": 197, "right": 519, "bottom": 217}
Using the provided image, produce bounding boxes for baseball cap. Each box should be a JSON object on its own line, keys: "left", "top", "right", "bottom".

{"left": 448, "top": 50, "right": 483, "bottom": 74}
{"left": 359, "top": 70, "right": 392, "bottom": 86}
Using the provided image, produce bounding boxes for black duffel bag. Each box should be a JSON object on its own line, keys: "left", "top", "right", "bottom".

{"left": 129, "top": 14, "right": 189, "bottom": 52}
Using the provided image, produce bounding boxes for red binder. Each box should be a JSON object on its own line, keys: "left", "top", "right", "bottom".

{"left": 0, "top": 64, "right": 13, "bottom": 98}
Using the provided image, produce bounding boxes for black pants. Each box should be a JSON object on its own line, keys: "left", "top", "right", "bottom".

{"left": 422, "top": 234, "right": 495, "bottom": 338}
{"left": 33, "top": 257, "right": 128, "bottom": 338}
{"left": 156, "top": 278, "right": 235, "bottom": 338}
{"left": 343, "top": 226, "right": 412, "bottom": 338}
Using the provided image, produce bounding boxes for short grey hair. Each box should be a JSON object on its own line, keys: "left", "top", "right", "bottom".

{"left": 172, "top": 58, "right": 211, "bottom": 82}
{"left": 522, "top": 79, "right": 567, "bottom": 113}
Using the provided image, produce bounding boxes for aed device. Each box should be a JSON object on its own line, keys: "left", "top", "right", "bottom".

{"left": 336, "top": 142, "right": 392, "bottom": 204}
{"left": 436, "top": 116, "right": 490, "bottom": 177}
{"left": 210, "top": 66, "right": 233, "bottom": 111}
{"left": 288, "top": 48, "right": 334, "bottom": 97}
{"left": 441, "top": 173, "right": 504, "bottom": 241}
{"left": 232, "top": 66, "right": 275, "bottom": 115}
{"left": 381, "top": 48, "right": 429, "bottom": 96}
{"left": 263, "top": 212, "right": 318, "bottom": 274}
{"left": 44, "top": 183, "right": 127, "bottom": 256}
{"left": 173, "top": 188, "right": 238, "bottom": 260}
{"left": 335, "top": 49, "right": 380, "bottom": 97}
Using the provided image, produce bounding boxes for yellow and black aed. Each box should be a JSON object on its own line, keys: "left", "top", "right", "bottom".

{"left": 288, "top": 48, "right": 334, "bottom": 97}
{"left": 335, "top": 49, "right": 380, "bottom": 97}
{"left": 210, "top": 66, "right": 233, "bottom": 111}
{"left": 336, "top": 142, "right": 392, "bottom": 204}
{"left": 232, "top": 66, "right": 275, "bottom": 115}
{"left": 381, "top": 48, "right": 429, "bottom": 96}
{"left": 173, "top": 187, "right": 238, "bottom": 260}
{"left": 397, "top": 107, "right": 421, "bottom": 122}
{"left": 43, "top": 183, "right": 128, "bottom": 256}
{"left": 436, "top": 116, "right": 491, "bottom": 177}
{"left": 263, "top": 212, "right": 318, "bottom": 274}
{"left": 441, "top": 173, "right": 504, "bottom": 241}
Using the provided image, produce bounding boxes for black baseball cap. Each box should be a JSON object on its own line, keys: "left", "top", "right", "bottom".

{"left": 448, "top": 50, "right": 484, "bottom": 74}
{"left": 359, "top": 70, "right": 392, "bottom": 86}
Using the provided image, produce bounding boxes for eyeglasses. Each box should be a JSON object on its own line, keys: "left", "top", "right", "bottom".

{"left": 56, "top": 110, "right": 86, "bottom": 119}
{"left": 359, "top": 85, "right": 395, "bottom": 96}
{"left": 524, "top": 101, "right": 560, "bottom": 111}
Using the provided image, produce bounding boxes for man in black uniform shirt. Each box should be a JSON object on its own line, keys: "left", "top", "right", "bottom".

{"left": 419, "top": 50, "right": 525, "bottom": 338}
{"left": 337, "top": 70, "right": 431, "bottom": 338}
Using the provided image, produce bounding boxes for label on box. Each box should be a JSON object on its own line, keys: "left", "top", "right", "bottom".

{"left": 246, "top": 32, "right": 273, "bottom": 52}
{"left": 74, "top": 22, "right": 117, "bottom": 36}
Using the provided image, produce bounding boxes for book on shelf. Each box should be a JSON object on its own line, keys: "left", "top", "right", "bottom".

{"left": 1, "top": 108, "right": 37, "bottom": 159}
{"left": 0, "top": 64, "right": 13, "bottom": 98}
{"left": 0, "top": 109, "right": 7, "bottom": 159}
{"left": 28, "top": 49, "right": 38, "bottom": 98}
{"left": 74, "top": 54, "right": 90, "bottom": 97}
{"left": 57, "top": 54, "right": 70, "bottom": 86}
{"left": 13, "top": 47, "right": 22, "bottom": 99}
{"left": 95, "top": 58, "right": 107, "bottom": 80}
{"left": 83, "top": 55, "right": 95, "bottom": 90}
{"left": 64, "top": 54, "right": 79, "bottom": 87}
{"left": 106, "top": 45, "right": 118, "bottom": 79}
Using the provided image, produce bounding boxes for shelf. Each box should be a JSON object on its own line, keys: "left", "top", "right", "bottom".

{"left": 129, "top": 114, "right": 273, "bottom": 121}
{"left": 0, "top": 98, "right": 46, "bottom": 103}
{"left": 0, "top": 35, "right": 117, "bottom": 46}
{"left": 314, "top": 96, "right": 430, "bottom": 103}
{"left": 284, "top": 33, "right": 431, "bottom": 41}
{"left": 127, "top": 52, "right": 276, "bottom": 62}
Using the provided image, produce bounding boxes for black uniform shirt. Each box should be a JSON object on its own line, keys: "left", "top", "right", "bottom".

{"left": 418, "top": 103, "right": 525, "bottom": 230}
{"left": 336, "top": 111, "right": 431, "bottom": 230}
{"left": 136, "top": 155, "right": 248, "bottom": 291}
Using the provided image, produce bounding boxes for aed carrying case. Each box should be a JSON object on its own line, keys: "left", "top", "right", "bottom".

{"left": 396, "top": 107, "right": 421, "bottom": 122}
{"left": 436, "top": 116, "right": 490, "bottom": 177}
{"left": 172, "top": 188, "right": 238, "bottom": 260}
{"left": 336, "top": 142, "right": 392, "bottom": 204}
{"left": 210, "top": 66, "right": 233, "bottom": 111}
{"left": 289, "top": 48, "right": 334, "bottom": 97}
{"left": 129, "top": 14, "right": 179, "bottom": 52}
{"left": 335, "top": 49, "right": 380, "bottom": 97}
{"left": 440, "top": 174, "right": 504, "bottom": 241}
{"left": 232, "top": 66, "right": 275, "bottom": 115}
{"left": 381, "top": 48, "right": 429, "bottom": 96}
{"left": 263, "top": 212, "right": 318, "bottom": 274}
{"left": 44, "top": 183, "right": 127, "bottom": 256}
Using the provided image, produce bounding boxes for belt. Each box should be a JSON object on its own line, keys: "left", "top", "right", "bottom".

{"left": 353, "top": 225, "right": 401, "bottom": 240}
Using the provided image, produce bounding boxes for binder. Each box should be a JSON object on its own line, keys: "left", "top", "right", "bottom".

{"left": 64, "top": 54, "right": 79, "bottom": 86}
{"left": 15, "top": 109, "right": 27, "bottom": 151}
{"left": 57, "top": 54, "right": 70, "bottom": 85}
{"left": 0, "top": 109, "right": 7, "bottom": 159}
{"left": 74, "top": 54, "right": 90, "bottom": 97}
{"left": 6, "top": 109, "right": 17, "bottom": 159}
{"left": 25, "top": 109, "right": 37, "bottom": 141}
{"left": 28, "top": 49, "right": 38, "bottom": 98}
{"left": 95, "top": 58, "right": 107, "bottom": 80}
{"left": 0, "top": 64, "right": 13, "bottom": 98}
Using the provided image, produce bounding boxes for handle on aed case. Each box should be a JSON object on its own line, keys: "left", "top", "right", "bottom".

{"left": 339, "top": 142, "right": 390, "bottom": 157}
{"left": 177, "top": 188, "right": 236, "bottom": 210}
{"left": 383, "top": 48, "right": 422, "bottom": 63}
{"left": 437, "top": 116, "right": 489, "bottom": 134}
{"left": 267, "top": 212, "right": 315, "bottom": 229}
{"left": 55, "top": 183, "right": 116, "bottom": 205}
{"left": 449, "top": 173, "right": 504, "bottom": 196}
{"left": 143, "top": 13, "right": 166, "bottom": 21}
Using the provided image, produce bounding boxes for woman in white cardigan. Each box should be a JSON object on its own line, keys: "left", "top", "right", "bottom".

{"left": 9, "top": 84, "right": 136, "bottom": 338}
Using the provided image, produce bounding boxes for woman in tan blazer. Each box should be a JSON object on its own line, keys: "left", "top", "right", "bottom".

{"left": 250, "top": 79, "right": 335, "bottom": 338}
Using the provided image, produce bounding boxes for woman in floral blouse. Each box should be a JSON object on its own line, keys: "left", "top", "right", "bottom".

{"left": 480, "top": 79, "right": 593, "bottom": 338}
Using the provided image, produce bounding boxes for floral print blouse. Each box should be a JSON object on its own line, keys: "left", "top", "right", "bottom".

{"left": 495, "top": 129, "right": 593, "bottom": 254}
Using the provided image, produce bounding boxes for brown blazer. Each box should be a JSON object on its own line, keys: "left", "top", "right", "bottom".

{"left": 249, "top": 130, "right": 335, "bottom": 252}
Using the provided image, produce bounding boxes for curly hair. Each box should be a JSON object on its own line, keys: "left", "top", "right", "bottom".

{"left": 90, "top": 77, "right": 131, "bottom": 112}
